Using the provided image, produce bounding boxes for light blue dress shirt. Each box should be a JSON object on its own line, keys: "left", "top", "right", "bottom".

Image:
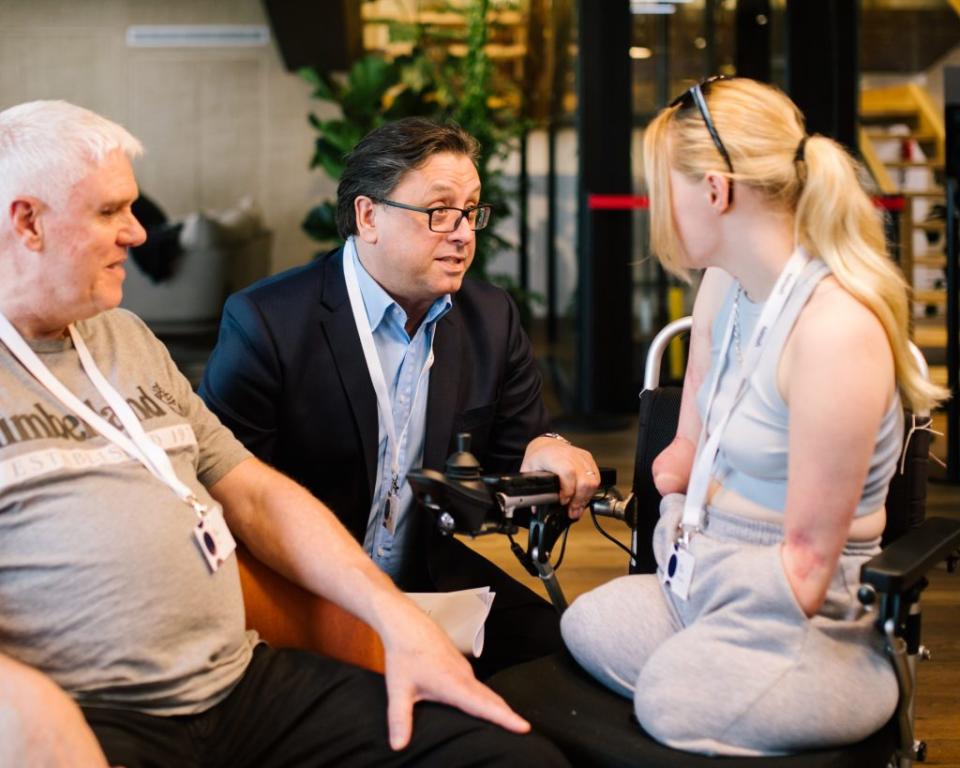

{"left": 347, "top": 242, "right": 452, "bottom": 579}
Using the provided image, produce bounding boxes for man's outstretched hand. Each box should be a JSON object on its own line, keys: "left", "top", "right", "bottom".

{"left": 379, "top": 599, "right": 529, "bottom": 750}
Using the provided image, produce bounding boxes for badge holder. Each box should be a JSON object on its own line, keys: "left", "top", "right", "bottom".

{"left": 664, "top": 541, "right": 696, "bottom": 600}
{"left": 191, "top": 501, "right": 237, "bottom": 574}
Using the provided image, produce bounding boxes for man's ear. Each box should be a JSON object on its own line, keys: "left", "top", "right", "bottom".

{"left": 9, "top": 198, "right": 45, "bottom": 251}
{"left": 704, "top": 172, "right": 731, "bottom": 214}
{"left": 355, "top": 196, "right": 378, "bottom": 244}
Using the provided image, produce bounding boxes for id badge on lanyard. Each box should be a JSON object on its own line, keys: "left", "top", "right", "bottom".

{"left": 0, "top": 311, "right": 236, "bottom": 573}
{"left": 666, "top": 250, "right": 809, "bottom": 600}
{"left": 384, "top": 474, "right": 401, "bottom": 535}
{"left": 194, "top": 503, "right": 238, "bottom": 572}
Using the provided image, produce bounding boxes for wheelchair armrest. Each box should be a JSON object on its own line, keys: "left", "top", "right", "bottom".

{"left": 860, "top": 516, "right": 960, "bottom": 594}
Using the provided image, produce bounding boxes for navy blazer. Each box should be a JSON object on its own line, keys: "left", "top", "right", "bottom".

{"left": 200, "top": 247, "right": 549, "bottom": 584}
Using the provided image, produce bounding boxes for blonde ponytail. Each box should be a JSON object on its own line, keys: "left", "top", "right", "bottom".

{"left": 796, "top": 135, "right": 947, "bottom": 413}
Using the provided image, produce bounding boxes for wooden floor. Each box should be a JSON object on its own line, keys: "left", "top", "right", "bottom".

{"left": 463, "top": 425, "right": 960, "bottom": 766}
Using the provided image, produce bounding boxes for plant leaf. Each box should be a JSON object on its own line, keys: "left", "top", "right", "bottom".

{"left": 310, "top": 136, "right": 348, "bottom": 179}
{"left": 340, "top": 56, "right": 399, "bottom": 123}
{"left": 302, "top": 201, "right": 341, "bottom": 243}
{"left": 299, "top": 66, "right": 340, "bottom": 103}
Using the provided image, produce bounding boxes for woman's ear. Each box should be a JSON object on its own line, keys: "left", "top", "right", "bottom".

{"left": 10, "top": 198, "right": 44, "bottom": 251}
{"left": 354, "top": 196, "right": 378, "bottom": 244}
{"left": 704, "top": 172, "right": 731, "bottom": 214}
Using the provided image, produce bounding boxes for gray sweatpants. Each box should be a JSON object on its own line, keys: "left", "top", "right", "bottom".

{"left": 561, "top": 493, "right": 898, "bottom": 757}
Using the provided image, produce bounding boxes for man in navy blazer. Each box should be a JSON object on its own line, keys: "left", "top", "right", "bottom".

{"left": 200, "top": 118, "right": 599, "bottom": 678}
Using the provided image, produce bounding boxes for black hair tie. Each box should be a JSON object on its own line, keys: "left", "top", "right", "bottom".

{"left": 795, "top": 136, "right": 808, "bottom": 163}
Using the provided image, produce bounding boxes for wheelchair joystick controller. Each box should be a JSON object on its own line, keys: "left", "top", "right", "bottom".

{"left": 407, "top": 433, "right": 635, "bottom": 614}
{"left": 435, "top": 434, "right": 485, "bottom": 534}
{"left": 445, "top": 433, "right": 484, "bottom": 483}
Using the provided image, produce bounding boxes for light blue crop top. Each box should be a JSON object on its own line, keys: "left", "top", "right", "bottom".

{"left": 695, "top": 259, "right": 903, "bottom": 516}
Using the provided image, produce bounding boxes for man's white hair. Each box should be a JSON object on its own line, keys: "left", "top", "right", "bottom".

{"left": 0, "top": 100, "right": 143, "bottom": 213}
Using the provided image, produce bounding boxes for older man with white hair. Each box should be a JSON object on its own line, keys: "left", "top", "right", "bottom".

{"left": 0, "top": 101, "right": 567, "bottom": 768}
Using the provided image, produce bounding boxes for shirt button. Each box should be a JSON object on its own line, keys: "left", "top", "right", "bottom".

{"left": 377, "top": 547, "right": 385, "bottom": 557}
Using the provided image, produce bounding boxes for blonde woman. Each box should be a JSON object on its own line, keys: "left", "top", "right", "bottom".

{"left": 560, "top": 77, "right": 946, "bottom": 756}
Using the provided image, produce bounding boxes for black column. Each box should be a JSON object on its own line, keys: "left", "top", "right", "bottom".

{"left": 786, "top": 0, "right": 858, "bottom": 151}
{"left": 736, "top": 0, "right": 772, "bottom": 83}
{"left": 576, "top": 0, "right": 635, "bottom": 414}
{"left": 263, "top": 0, "right": 362, "bottom": 72}
{"left": 945, "top": 67, "right": 960, "bottom": 482}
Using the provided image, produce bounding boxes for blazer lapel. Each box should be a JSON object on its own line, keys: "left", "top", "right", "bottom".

{"left": 318, "top": 249, "right": 380, "bottom": 505}
{"left": 424, "top": 306, "right": 462, "bottom": 470}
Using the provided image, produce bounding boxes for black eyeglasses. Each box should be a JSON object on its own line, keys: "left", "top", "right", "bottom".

{"left": 669, "top": 75, "right": 735, "bottom": 202}
{"left": 377, "top": 199, "right": 493, "bottom": 233}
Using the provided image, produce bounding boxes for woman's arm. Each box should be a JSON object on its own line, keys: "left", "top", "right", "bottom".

{"left": 780, "top": 280, "right": 895, "bottom": 616}
{"left": 652, "top": 268, "right": 734, "bottom": 495}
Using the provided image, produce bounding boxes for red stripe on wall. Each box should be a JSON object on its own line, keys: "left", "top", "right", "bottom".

{"left": 588, "top": 194, "right": 905, "bottom": 212}
{"left": 588, "top": 194, "right": 649, "bottom": 210}
{"left": 873, "top": 195, "right": 905, "bottom": 212}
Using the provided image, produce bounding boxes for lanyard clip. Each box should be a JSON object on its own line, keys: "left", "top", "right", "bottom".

{"left": 679, "top": 522, "right": 698, "bottom": 549}
{"left": 186, "top": 494, "right": 207, "bottom": 518}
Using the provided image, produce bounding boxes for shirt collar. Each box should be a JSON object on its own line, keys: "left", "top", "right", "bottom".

{"left": 345, "top": 237, "right": 452, "bottom": 334}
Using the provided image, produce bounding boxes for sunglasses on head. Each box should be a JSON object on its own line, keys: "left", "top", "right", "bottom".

{"left": 669, "top": 75, "right": 735, "bottom": 202}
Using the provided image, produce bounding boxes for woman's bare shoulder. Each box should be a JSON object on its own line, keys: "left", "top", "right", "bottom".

{"left": 785, "top": 276, "right": 894, "bottom": 400}
{"left": 798, "top": 277, "right": 888, "bottom": 350}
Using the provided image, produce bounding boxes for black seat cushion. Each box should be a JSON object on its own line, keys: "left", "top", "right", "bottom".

{"left": 488, "top": 651, "right": 898, "bottom": 768}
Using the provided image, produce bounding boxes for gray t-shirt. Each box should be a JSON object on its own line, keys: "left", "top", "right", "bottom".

{"left": 0, "top": 309, "right": 255, "bottom": 715}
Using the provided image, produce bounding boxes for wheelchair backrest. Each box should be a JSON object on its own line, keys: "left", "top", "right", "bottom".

{"left": 630, "top": 385, "right": 682, "bottom": 574}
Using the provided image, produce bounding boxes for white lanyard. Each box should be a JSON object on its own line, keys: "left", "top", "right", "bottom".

{"left": 680, "top": 248, "right": 810, "bottom": 544}
{"left": 342, "top": 240, "right": 436, "bottom": 524}
{"left": 0, "top": 311, "right": 205, "bottom": 516}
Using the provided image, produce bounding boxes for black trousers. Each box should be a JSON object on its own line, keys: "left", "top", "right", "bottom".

{"left": 82, "top": 645, "right": 568, "bottom": 768}
{"left": 417, "top": 536, "right": 565, "bottom": 680}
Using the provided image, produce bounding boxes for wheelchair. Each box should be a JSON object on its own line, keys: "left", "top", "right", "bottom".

{"left": 475, "top": 317, "right": 960, "bottom": 768}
